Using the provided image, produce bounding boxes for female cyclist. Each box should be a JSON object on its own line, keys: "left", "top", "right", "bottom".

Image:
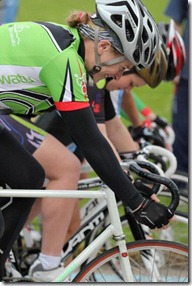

{"left": 0, "top": 0, "right": 174, "bottom": 281}
{"left": 0, "top": 71, "right": 145, "bottom": 282}
{"left": 0, "top": 68, "right": 159, "bottom": 281}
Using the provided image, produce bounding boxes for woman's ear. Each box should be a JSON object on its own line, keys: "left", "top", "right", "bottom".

{"left": 97, "top": 40, "right": 112, "bottom": 55}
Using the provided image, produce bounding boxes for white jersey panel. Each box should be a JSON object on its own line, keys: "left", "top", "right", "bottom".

{"left": 0, "top": 65, "right": 44, "bottom": 91}
{"left": 110, "top": 90, "right": 123, "bottom": 116}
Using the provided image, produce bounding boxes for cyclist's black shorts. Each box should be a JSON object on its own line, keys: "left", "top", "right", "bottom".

{"left": 0, "top": 114, "right": 47, "bottom": 154}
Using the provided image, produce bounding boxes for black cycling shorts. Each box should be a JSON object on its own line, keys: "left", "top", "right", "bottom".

{"left": 0, "top": 115, "right": 47, "bottom": 154}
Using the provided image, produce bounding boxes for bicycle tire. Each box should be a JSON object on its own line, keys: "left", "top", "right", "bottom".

{"left": 73, "top": 240, "right": 188, "bottom": 282}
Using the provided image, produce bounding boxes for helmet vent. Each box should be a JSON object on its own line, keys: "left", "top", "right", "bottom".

{"left": 125, "top": 19, "right": 134, "bottom": 41}
{"left": 142, "top": 27, "right": 149, "bottom": 43}
{"left": 144, "top": 47, "right": 149, "bottom": 62}
{"left": 165, "top": 24, "right": 169, "bottom": 32}
{"left": 160, "top": 41, "right": 168, "bottom": 61}
{"left": 138, "top": 3, "right": 145, "bottom": 17}
{"left": 147, "top": 19, "right": 153, "bottom": 32}
{"left": 137, "top": 63, "right": 144, "bottom": 69}
{"left": 162, "top": 34, "right": 167, "bottom": 45}
{"left": 111, "top": 15, "right": 123, "bottom": 27}
{"left": 133, "top": 46, "right": 140, "bottom": 63}
{"left": 126, "top": 2, "right": 138, "bottom": 26}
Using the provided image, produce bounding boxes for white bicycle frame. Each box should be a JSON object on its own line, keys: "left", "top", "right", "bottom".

{"left": 0, "top": 146, "right": 186, "bottom": 282}
{"left": 0, "top": 187, "right": 135, "bottom": 282}
{"left": 2, "top": 181, "right": 183, "bottom": 282}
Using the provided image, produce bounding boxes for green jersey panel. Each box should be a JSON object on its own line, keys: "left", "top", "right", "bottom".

{"left": 0, "top": 22, "right": 59, "bottom": 67}
{"left": 40, "top": 47, "right": 89, "bottom": 106}
{"left": 0, "top": 22, "right": 89, "bottom": 114}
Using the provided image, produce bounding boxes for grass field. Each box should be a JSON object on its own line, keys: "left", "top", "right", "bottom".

{"left": 17, "top": 0, "right": 174, "bottom": 123}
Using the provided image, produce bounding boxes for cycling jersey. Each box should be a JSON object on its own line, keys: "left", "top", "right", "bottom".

{"left": 0, "top": 22, "right": 89, "bottom": 115}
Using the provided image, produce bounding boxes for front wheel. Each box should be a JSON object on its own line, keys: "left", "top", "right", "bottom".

{"left": 73, "top": 240, "right": 188, "bottom": 282}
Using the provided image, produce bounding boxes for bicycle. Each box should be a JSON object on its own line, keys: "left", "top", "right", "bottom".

{"left": 5, "top": 154, "right": 188, "bottom": 274}
{"left": 2, "top": 146, "right": 189, "bottom": 279}
{"left": 119, "top": 146, "right": 188, "bottom": 245}
{"left": 2, "top": 145, "right": 188, "bottom": 280}
{"left": 1, "top": 161, "right": 188, "bottom": 282}
{"left": 73, "top": 146, "right": 189, "bottom": 259}
{"left": 81, "top": 144, "right": 188, "bottom": 217}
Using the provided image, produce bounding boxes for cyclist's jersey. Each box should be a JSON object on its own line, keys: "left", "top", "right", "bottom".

{"left": 0, "top": 22, "right": 89, "bottom": 115}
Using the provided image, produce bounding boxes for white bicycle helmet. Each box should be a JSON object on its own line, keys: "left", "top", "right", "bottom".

{"left": 158, "top": 19, "right": 186, "bottom": 80}
{"left": 92, "top": 0, "right": 159, "bottom": 68}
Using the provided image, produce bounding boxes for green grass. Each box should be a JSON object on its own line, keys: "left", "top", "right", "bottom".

{"left": 17, "top": 0, "right": 171, "bottom": 23}
{"left": 17, "top": 0, "right": 95, "bottom": 23}
{"left": 132, "top": 81, "right": 174, "bottom": 123}
{"left": 17, "top": 0, "right": 174, "bottom": 122}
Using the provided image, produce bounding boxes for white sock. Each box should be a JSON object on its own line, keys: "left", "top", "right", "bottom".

{"left": 39, "top": 253, "right": 61, "bottom": 270}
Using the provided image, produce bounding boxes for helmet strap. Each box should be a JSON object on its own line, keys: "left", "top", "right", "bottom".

{"left": 89, "top": 26, "right": 102, "bottom": 75}
{"left": 102, "top": 56, "right": 126, "bottom": 66}
{"left": 89, "top": 26, "right": 126, "bottom": 75}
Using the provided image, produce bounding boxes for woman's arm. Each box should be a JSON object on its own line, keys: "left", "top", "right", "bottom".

{"left": 60, "top": 106, "right": 143, "bottom": 210}
{"left": 59, "top": 106, "right": 174, "bottom": 229}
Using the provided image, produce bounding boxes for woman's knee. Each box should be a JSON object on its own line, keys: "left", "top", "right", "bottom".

{"left": 55, "top": 150, "right": 81, "bottom": 177}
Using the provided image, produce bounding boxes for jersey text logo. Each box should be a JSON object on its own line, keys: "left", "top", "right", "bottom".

{"left": 0, "top": 74, "right": 35, "bottom": 85}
